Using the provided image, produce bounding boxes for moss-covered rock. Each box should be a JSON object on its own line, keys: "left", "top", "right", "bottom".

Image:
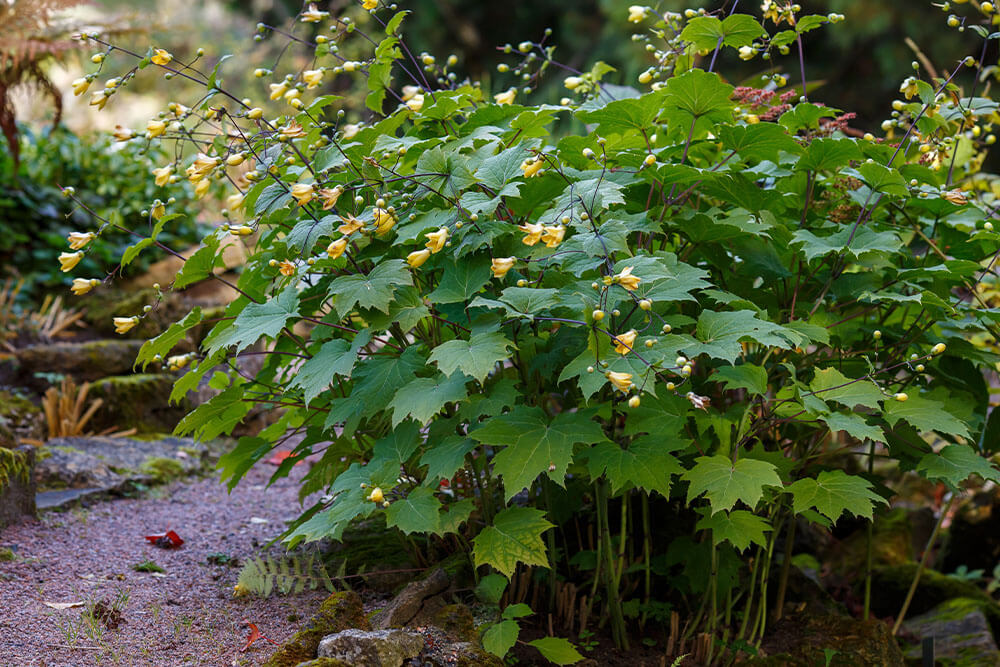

{"left": 428, "top": 603, "right": 476, "bottom": 642}
{"left": 755, "top": 613, "right": 905, "bottom": 666}
{"left": 290, "top": 659, "right": 352, "bottom": 667}
{"left": 868, "top": 564, "right": 1000, "bottom": 637}
{"left": 0, "top": 547, "right": 15, "bottom": 561}
{"left": 0, "top": 390, "right": 42, "bottom": 445}
{"left": 452, "top": 642, "right": 504, "bottom": 667}
{"left": 14, "top": 340, "right": 146, "bottom": 385}
{"left": 900, "top": 597, "right": 1000, "bottom": 666}
{"left": 139, "top": 456, "right": 186, "bottom": 483}
{"left": 828, "top": 508, "right": 915, "bottom": 577}
{"left": 263, "top": 591, "right": 370, "bottom": 667}
{"left": 86, "top": 374, "right": 190, "bottom": 433}
{"left": 0, "top": 445, "right": 36, "bottom": 529}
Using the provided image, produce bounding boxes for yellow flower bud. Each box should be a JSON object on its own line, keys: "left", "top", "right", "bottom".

{"left": 71, "top": 278, "right": 101, "bottom": 296}
{"left": 367, "top": 487, "right": 384, "bottom": 503}
{"left": 491, "top": 257, "right": 516, "bottom": 279}
{"left": 113, "top": 316, "right": 139, "bottom": 334}
{"left": 407, "top": 248, "right": 432, "bottom": 268}
{"left": 327, "top": 238, "right": 348, "bottom": 259}
{"left": 72, "top": 77, "right": 91, "bottom": 96}
{"left": 67, "top": 232, "right": 96, "bottom": 250}
{"left": 58, "top": 251, "right": 83, "bottom": 272}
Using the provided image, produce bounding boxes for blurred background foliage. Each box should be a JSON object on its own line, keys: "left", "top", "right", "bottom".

{"left": 1, "top": 0, "right": 995, "bottom": 297}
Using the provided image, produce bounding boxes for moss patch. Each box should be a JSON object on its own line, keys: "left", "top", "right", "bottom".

{"left": 139, "top": 457, "right": 186, "bottom": 483}
{"left": 0, "top": 547, "right": 15, "bottom": 562}
{"left": 0, "top": 447, "right": 31, "bottom": 487}
{"left": 755, "top": 613, "right": 905, "bottom": 666}
{"left": 262, "top": 591, "right": 370, "bottom": 667}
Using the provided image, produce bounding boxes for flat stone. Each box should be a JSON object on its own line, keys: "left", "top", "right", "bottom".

{"left": 14, "top": 340, "right": 145, "bottom": 384}
{"left": 35, "top": 487, "right": 110, "bottom": 510}
{"left": 374, "top": 567, "right": 450, "bottom": 630}
{"left": 317, "top": 629, "right": 424, "bottom": 667}
{"left": 902, "top": 597, "right": 1000, "bottom": 664}
{"left": 0, "top": 446, "right": 36, "bottom": 528}
{"left": 34, "top": 436, "right": 205, "bottom": 493}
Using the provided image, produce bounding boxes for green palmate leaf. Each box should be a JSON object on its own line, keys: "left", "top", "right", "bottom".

{"left": 361, "top": 286, "right": 429, "bottom": 332}
{"left": 286, "top": 216, "right": 336, "bottom": 252}
{"left": 883, "top": 394, "right": 970, "bottom": 438}
{"left": 916, "top": 444, "right": 1000, "bottom": 488}
{"left": 388, "top": 372, "right": 469, "bottom": 426}
{"left": 136, "top": 307, "right": 202, "bottom": 369}
{"left": 850, "top": 162, "right": 908, "bottom": 197}
{"left": 476, "top": 146, "right": 527, "bottom": 196}
{"left": 528, "top": 637, "right": 585, "bottom": 665}
{"left": 714, "top": 363, "right": 768, "bottom": 395}
{"left": 821, "top": 411, "right": 886, "bottom": 443}
{"left": 585, "top": 436, "right": 683, "bottom": 497}
{"left": 682, "top": 455, "right": 782, "bottom": 513}
{"left": 795, "top": 137, "right": 863, "bottom": 172}
{"left": 687, "top": 310, "right": 797, "bottom": 363}
{"left": 475, "top": 574, "right": 508, "bottom": 605}
{"left": 428, "top": 332, "right": 515, "bottom": 383}
{"left": 385, "top": 487, "right": 442, "bottom": 535}
{"left": 372, "top": 420, "right": 422, "bottom": 466}
{"left": 809, "top": 367, "right": 884, "bottom": 410}
{"left": 792, "top": 226, "right": 901, "bottom": 262}
{"left": 471, "top": 407, "right": 607, "bottom": 500}
{"left": 328, "top": 259, "right": 412, "bottom": 317}
{"left": 718, "top": 123, "right": 802, "bottom": 163}
{"left": 428, "top": 255, "right": 492, "bottom": 304}
{"left": 175, "top": 382, "right": 251, "bottom": 441}
{"left": 175, "top": 233, "right": 223, "bottom": 289}
{"left": 680, "top": 14, "right": 765, "bottom": 51}
{"left": 786, "top": 470, "right": 886, "bottom": 522}
{"left": 438, "top": 499, "right": 474, "bottom": 534}
{"left": 350, "top": 346, "right": 425, "bottom": 414}
{"left": 662, "top": 69, "right": 734, "bottom": 134}
{"left": 473, "top": 506, "right": 553, "bottom": 578}
{"left": 574, "top": 90, "right": 668, "bottom": 136}
{"left": 420, "top": 436, "right": 476, "bottom": 483}
{"left": 289, "top": 330, "right": 373, "bottom": 405}
{"left": 697, "top": 509, "right": 771, "bottom": 552}
{"left": 483, "top": 620, "right": 519, "bottom": 658}
{"left": 206, "top": 287, "right": 300, "bottom": 354}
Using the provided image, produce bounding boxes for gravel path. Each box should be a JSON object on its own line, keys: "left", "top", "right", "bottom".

{"left": 0, "top": 465, "right": 330, "bottom": 667}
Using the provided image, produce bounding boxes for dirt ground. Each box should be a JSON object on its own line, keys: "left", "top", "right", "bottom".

{"left": 0, "top": 465, "right": 329, "bottom": 667}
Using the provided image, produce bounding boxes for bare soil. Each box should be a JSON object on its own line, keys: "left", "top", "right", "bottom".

{"left": 0, "top": 465, "right": 328, "bottom": 667}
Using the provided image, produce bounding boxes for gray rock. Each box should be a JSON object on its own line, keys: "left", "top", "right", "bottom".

{"left": 902, "top": 597, "right": 1000, "bottom": 664}
{"left": 15, "top": 340, "right": 145, "bottom": 384}
{"left": 374, "top": 567, "right": 450, "bottom": 629}
{"left": 34, "top": 436, "right": 205, "bottom": 493}
{"left": 317, "top": 629, "right": 424, "bottom": 666}
{"left": 0, "top": 445, "right": 36, "bottom": 528}
{"left": 450, "top": 641, "right": 505, "bottom": 667}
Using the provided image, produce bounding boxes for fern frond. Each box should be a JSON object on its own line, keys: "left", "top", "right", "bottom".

{"left": 235, "top": 554, "right": 338, "bottom": 599}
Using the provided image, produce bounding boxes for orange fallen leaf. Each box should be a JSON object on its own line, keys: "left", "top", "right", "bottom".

{"left": 240, "top": 620, "right": 280, "bottom": 652}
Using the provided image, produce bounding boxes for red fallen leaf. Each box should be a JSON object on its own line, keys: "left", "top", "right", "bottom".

{"left": 265, "top": 450, "right": 304, "bottom": 466}
{"left": 240, "top": 620, "right": 280, "bottom": 652}
{"left": 144, "top": 530, "right": 184, "bottom": 549}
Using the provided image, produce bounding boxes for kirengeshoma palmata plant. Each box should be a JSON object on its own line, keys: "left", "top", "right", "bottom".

{"left": 62, "top": 0, "right": 1000, "bottom": 662}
